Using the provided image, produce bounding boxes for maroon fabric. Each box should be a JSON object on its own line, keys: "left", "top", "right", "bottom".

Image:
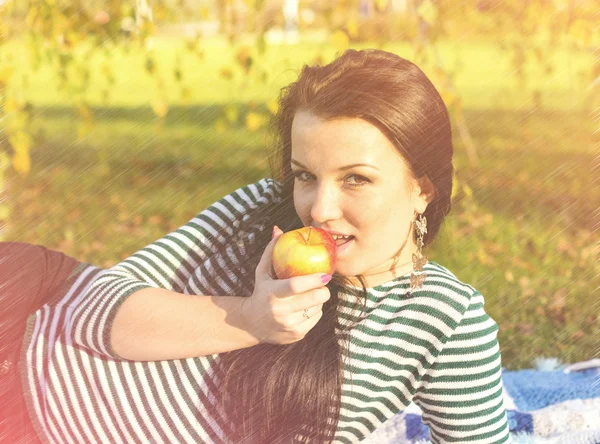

{"left": 0, "top": 242, "right": 82, "bottom": 444}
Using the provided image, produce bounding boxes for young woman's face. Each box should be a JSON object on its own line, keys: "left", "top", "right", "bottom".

{"left": 291, "top": 111, "right": 434, "bottom": 285}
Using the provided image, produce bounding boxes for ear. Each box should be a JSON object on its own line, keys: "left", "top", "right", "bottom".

{"left": 413, "top": 175, "right": 436, "bottom": 214}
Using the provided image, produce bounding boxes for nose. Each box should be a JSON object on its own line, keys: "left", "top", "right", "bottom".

{"left": 310, "top": 181, "right": 343, "bottom": 224}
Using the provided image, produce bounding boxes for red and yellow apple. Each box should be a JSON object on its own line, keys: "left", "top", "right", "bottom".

{"left": 272, "top": 227, "right": 337, "bottom": 279}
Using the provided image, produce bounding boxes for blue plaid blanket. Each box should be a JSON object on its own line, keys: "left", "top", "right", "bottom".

{"left": 364, "top": 358, "right": 600, "bottom": 443}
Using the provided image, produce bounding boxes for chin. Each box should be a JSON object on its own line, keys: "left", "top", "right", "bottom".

{"left": 333, "top": 262, "right": 361, "bottom": 279}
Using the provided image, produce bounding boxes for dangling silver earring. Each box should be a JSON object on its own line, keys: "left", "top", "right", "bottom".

{"left": 410, "top": 213, "right": 428, "bottom": 290}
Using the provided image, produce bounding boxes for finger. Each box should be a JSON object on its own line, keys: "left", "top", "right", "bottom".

{"left": 283, "top": 286, "right": 329, "bottom": 311}
{"left": 255, "top": 225, "right": 284, "bottom": 279}
{"left": 273, "top": 272, "right": 332, "bottom": 298}
{"left": 299, "top": 305, "right": 321, "bottom": 322}
{"left": 296, "top": 287, "right": 330, "bottom": 313}
{"left": 308, "top": 287, "right": 331, "bottom": 307}
{"left": 301, "top": 307, "right": 324, "bottom": 327}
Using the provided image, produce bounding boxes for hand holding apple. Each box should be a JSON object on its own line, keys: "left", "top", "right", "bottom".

{"left": 272, "top": 226, "right": 337, "bottom": 279}
{"left": 241, "top": 226, "right": 333, "bottom": 345}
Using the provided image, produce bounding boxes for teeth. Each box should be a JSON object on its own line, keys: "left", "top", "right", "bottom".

{"left": 332, "top": 234, "right": 350, "bottom": 240}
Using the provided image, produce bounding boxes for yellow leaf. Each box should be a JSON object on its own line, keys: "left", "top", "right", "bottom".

{"left": 0, "top": 151, "right": 10, "bottom": 171}
{"left": 78, "top": 121, "right": 95, "bottom": 138}
{"left": 225, "top": 104, "right": 239, "bottom": 124}
{"left": 66, "top": 31, "right": 81, "bottom": 46}
{"left": 0, "top": 204, "right": 11, "bottom": 220}
{"left": 267, "top": 98, "right": 278, "bottom": 115}
{"left": 12, "top": 151, "right": 31, "bottom": 175}
{"left": 235, "top": 46, "right": 253, "bottom": 73}
{"left": 151, "top": 97, "right": 168, "bottom": 119}
{"left": 4, "top": 96, "right": 19, "bottom": 113}
{"left": 505, "top": 270, "right": 514, "bottom": 283}
{"left": 220, "top": 67, "right": 234, "bottom": 80}
{"left": 374, "top": 0, "right": 388, "bottom": 11}
{"left": 346, "top": 19, "right": 359, "bottom": 39}
{"left": 0, "top": 64, "right": 14, "bottom": 84}
{"left": 330, "top": 30, "right": 350, "bottom": 53}
{"left": 477, "top": 247, "right": 490, "bottom": 265}
{"left": 454, "top": 97, "right": 463, "bottom": 116}
{"left": 77, "top": 102, "right": 93, "bottom": 121}
{"left": 200, "top": 6, "right": 210, "bottom": 20}
{"left": 9, "top": 131, "right": 31, "bottom": 155}
{"left": 64, "top": 228, "right": 74, "bottom": 242}
{"left": 439, "top": 88, "right": 456, "bottom": 107}
{"left": 568, "top": 19, "right": 591, "bottom": 47}
{"left": 94, "top": 163, "right": 110, "bottom": 178}
{"left": 552, "top": 0, "right": 569, "bottom": 10}
{"left": 451, "top": 172, "right": 459, "bottom": 200}
{"left": 417, "top": 0, "right": 438, "bottom": 25}
{"left": 26, "top": 5, "right": 38, "bottom": 28}
{"left": 245, "top": 112, "right": 267, "bottom": 132}
{"left": 518, "top": 276, "right": 529, "bottom": 288}
{"left": 432, "top": 66, "right": 446, "bottom": 86}
{"left": 180, "top": 86, "right": 192, "bottom": 103}
{"left": 215, "top": 118, "right": 227, "bottom": 134}
{"left": 462, "top": 183, "right": 473, "bottom": 199}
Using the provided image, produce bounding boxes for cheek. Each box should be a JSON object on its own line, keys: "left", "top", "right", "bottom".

{"left": 354, "top": 193, "right": 382, "bottom": 216}
{"left": 344, "top": 196, "right": 379, "bottom": 232}
{"left": 354, "top": 196, "right": 407, "bottom": 235}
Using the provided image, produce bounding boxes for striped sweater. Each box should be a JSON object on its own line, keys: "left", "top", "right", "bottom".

{"left": 19, "top": 178, "right": 511, "bottom": 443}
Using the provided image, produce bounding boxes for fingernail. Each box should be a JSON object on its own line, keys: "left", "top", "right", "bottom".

{"left": 321, "top": 274, "right": 332, "bottom": 284}
{"left": 272, "top": 226, "right": 277, "bottom": 239}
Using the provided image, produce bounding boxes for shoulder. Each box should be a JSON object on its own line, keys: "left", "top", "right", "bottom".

{"left": 222, "top": 178, "right": 284, "bottom": 227}
{"left": 416, "top": 261, "right": 482, "bottom": 315}
{"left": 383, "top": 261, "right": 488, "bottom": 343}
{"left": 189, "top": 178, "right": 283, "bottom": 231}
{"left": 421, "top": 262, "right": 499, "bottom": 336}
{"left": 205, "top": 178, "right": 282, "bottom": 222}
{"left": 225, "top": 178, "right": 284, "bottom": 208}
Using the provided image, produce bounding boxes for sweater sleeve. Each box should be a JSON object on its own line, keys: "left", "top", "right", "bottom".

{"left": 413, "top": 291, "right": 511, "bottom": 443}
{"left": 68, "top": 178, "right": 282, "bottom": 359}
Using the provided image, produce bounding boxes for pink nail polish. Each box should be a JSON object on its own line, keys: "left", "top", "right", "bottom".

{"left": 321, "top": 274, "right": 332, "bottom": 284}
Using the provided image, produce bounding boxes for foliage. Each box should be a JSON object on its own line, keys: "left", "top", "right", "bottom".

{"left": 2, "top": 0, "right": 596, "bottom": 179}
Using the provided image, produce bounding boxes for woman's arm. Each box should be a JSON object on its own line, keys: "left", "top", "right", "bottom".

{"left": 68, "top": 178, "right": 281, "bottom": 360}
{"left": 111, "top": 288, "right": 260, "bottom": 361}
{"left": 413, "top": 292, "right": 511, "bottom": 443}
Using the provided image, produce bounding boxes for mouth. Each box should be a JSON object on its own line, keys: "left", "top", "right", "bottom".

{"left": 334, "top": 235, "right": 355, "bottom": 250}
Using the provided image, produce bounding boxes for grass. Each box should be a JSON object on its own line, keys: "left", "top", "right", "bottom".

{"left": 1, "top": 34, "right": 598, "bottom": 370}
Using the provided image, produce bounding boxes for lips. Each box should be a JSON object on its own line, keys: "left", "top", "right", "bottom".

{"left": 315, "top": 228, "right": 355, "bottom": 247}
{"left": 334, "top": 236, "right": 354, "bottom": 247}
{"left": 320, "top": 229, "right": 352, "bottom": 237}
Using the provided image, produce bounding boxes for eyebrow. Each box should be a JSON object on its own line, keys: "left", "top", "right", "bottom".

{"left": 291, "top": 159, "right": 380, "bottom": 171}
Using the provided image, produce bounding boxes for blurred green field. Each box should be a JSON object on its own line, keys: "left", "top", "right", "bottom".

{"left": 3, "top": 34, "right": 595, "bottom": 109}
{"left": 2, "top": 35, "right": 598, "bottom": 370}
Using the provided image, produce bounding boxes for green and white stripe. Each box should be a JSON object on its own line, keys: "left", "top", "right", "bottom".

{"left": 333, "top": 265, "right": 510, "bottom": 443}
{"left": 20, "top": 178, "right": 510, "bottom": 443}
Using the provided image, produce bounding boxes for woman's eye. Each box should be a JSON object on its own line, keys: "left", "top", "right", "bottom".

{"left": 293, "top": 171, "right": 313, "bottom": 182}
{"left": 346, "top": 175, "right": 369, "bottom": 186}
{"left": 293, "top": 172, "right": 370, "bottom": 187}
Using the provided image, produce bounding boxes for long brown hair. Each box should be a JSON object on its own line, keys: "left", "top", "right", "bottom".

{"left": 212, "top": 49, "right": 454, "bottom": 443}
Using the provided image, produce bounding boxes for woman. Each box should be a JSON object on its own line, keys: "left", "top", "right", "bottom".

{"left": 5, "top": 49, "right": 511, "bottom": 443}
